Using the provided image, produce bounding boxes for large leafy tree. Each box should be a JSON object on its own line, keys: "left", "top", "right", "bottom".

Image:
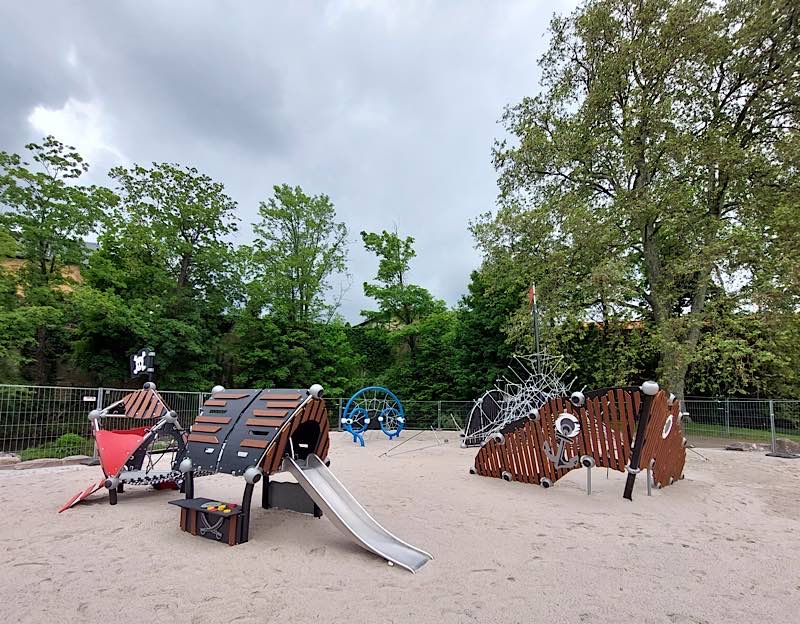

{"left": 0, "top": 137, "right": 115, "bottom": 383}
{"left": 77, "top": 163, "right": 240, "bottom": 388}
{"left": 360, "top": 229, "right": 443, "bottom": 337}
{"left": 248, "top": 184, "right": 349, "bottom": 323}
{"left": 478, "top": 0, "right": 800, "bottom": 398}
{"left": 0, "top": 137, "right": 115, "bottom": 284}
{"left": 360, "top": 229, "right": 447, "bottom": 396}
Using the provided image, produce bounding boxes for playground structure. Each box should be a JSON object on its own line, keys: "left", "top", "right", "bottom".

{"left": 174, "top": 384, "right": 432, "bottom": 572}
{"left": 471, "top": 382, "right": 687, "bottom": 500}
{"left": 59, "top": 383, "right": 186, "bottom": 512}
{"left": 462, "top": 353, "right": 573, "bottom": 447}
{"left": 340, "top": 386, "right": 406, "bottom": 445}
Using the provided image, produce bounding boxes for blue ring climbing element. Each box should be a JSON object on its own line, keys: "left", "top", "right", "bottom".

{"left": 342, "top": 386, "right": 405, "bottom": 444}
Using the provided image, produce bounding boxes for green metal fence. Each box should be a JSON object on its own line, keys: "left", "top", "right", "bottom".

{"left": 1, "top": 384, "right": 797, "bottom": 460}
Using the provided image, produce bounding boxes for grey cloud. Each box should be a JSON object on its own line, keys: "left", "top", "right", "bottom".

{"left": 1, "top": 0, "right": 578, "bottom": 321}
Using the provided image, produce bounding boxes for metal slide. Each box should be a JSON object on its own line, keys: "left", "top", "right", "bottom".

{"left": 284, "top": 454, "right": 433, "bottom": 573}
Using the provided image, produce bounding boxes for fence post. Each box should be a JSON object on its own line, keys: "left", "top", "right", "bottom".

{"left": 94, "top": 387, "right": 105, "bottom": 458}
{"left": 769, "top": 400, "right": 776, "bottom": 453}
{"left": 437, "top": 401, "right": 442, "bottom": 430}
{"left": 724, "top": 397, "right": 730, "bottom": 437}
{"left": 338, "top": 398, "right": 343, "bottom": 431}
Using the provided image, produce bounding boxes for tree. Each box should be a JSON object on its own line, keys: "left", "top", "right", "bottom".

{"left": 360, "top": 229, "right": 443, "bottom": 336}
{"left": 481, "top": 0, "right": 800, "bottom": 398}
{"left": 102, "top": 162, "right": 240, "bottom": 307}
{"left": 451, "top": 268, "right": 524, "bottom": 398}
{"left": 0, "top": 136, "right": 115, "bottom": 285}
{"left": 77, "top": 163, "right": 241, "bottom": 388}
{"left": 0, "top": 137, "right": 115, "bottom": 383}
{"left": 249, "top": 184, "right": 349, "bottom": 323}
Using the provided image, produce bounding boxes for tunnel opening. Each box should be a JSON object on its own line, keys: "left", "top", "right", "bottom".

{"left": 289, "top": 420, "right": 321, "bottom": 460}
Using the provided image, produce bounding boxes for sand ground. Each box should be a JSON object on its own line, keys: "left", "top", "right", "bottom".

{"left": 1, "top": 430, "right": 798, "bottom": 624}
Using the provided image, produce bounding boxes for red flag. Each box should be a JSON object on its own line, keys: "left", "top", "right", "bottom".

{"left": 527, "top": 284, "right": 536, "bottom": 307}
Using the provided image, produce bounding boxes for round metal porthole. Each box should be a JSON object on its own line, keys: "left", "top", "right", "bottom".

{"left": 540, "top": 477, "right": 552, "bottom": 489}
{"left": 662, "top": 414, "right": 673, "bottom": 439}
{"left": 501, "top": 471, "right": 513, "bottom": 482}
{"left": 555, "top": 413, "right": 581, "bottom": 439}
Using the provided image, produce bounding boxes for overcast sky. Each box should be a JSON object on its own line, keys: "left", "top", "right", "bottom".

{"left": 1, "top": 0, "right": 576, "bottom": 322}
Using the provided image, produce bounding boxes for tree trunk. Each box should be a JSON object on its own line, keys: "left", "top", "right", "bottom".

{"left": 34, "top": 326, "right": 48, "bottom": 385}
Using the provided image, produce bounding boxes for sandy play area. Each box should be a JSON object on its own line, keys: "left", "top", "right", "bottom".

{"left": 1, "top": 430, "right": 798, "bottom": 624}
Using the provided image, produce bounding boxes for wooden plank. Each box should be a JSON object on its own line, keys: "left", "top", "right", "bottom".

{"left": 265, "top": 400, "right": 301, "bottom": 409}
{"left": 259, "top": 393, "right": 301, "bottom": 401}
{"left": 267, "top": 429, "right": 288, "bottom": 473}
{"left": 598, "top": 395, "right": 618, "bottom": 471}
{"left": 523, "top": 421, "right": 539, "bottom": 480}
{"left": 253, "top": 408, "right": 289, "bottom": 417}
{"left": 517, "top": 431, "right": 530, "bottom": 481}
{"left": 246, "top": 417, "right": 284, "bottom": 427}
{"left": 128, "top": 390, "right": 149, "bottom": 418}
{"left": 584, "top": 396, "right": 601, "bottom": 467}
{"left": 613, "top": 389, "right": 630, "bottom": 465}
{"left": 143, "top": 397, "right": 161, "bottom": 420}
{"left": 229, "top": 515, "right": 238, "bottom": 546}
{"left": 195, "top": 415, "right": 231, "bottom": 424}
{"left": 241, "top": 439, "right": 268, "bottom": 449}
{"left": 204, "top": 399, "right": 227, "bottom": 407}
{"left": 191, "top": 424, "right": 222, "bottom": 433}
{"left": 188, "top": 433, "right": 219, "bottom": 444}
{"left": 213, "top": 393, "right": 249, "bottom": 400}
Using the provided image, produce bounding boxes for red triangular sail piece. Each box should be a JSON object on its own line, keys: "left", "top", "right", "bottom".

{"left": 58, "top": 478, "right": 104, "bottom": 513}
{"left": 95, "top": 430, "right": 146, "bottom": 477}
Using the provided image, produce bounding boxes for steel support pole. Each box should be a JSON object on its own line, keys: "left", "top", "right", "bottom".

{"left": 769, "top": 400, "right": 776, "bottom": 453}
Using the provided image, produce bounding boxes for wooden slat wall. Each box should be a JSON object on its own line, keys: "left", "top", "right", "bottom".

{"left": 638, "top": 393, "right": 686, "bottom": 487}
{"left": 257, "top": 398, "right": 330, "bottom": 475}
{"left": 475, "top": 388, "right": 639, "bottom": 484}
{"left": 473, "top": 387, "right": 686, "bottom": 492}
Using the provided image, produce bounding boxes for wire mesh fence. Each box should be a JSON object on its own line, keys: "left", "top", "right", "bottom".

{"left": 0, "top": 384, "right": 798, "bottom": 461}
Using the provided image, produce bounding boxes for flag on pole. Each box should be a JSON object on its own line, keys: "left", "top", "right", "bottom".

{"left": 527, "top": 284, "right": 536, "bottom": 307}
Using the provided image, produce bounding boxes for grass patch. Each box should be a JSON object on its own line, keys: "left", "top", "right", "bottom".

{"left": 684, "top": 422, "right": 800, "bottom": 443}
{"left": 20, "top": 433, "right": 93, "bottom": 461}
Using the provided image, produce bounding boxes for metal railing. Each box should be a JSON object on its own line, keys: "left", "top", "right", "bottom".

{"left": 682, "top": 398, "right": 800, "bottom": 450}
{"left": 1, "top": 384, "right": 797, "bottom": 461}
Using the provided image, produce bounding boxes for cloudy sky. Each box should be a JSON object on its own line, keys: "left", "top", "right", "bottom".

{"left": 1, "top": 0, "right": 576, "bottom": 321}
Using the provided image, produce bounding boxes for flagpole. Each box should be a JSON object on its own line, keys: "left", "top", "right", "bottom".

{"left": 528, "top": 283, "right": 541, "bottom": 370}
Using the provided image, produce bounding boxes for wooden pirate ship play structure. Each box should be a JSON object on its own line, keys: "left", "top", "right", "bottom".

{"left": 172, "top": 384, "right": 432, "bottom": 572}
{"left": 59, "top": 383, "right": 187, "bottom": 512}
{"left": 471, "top": 382, "right": 687, "bottom": 500}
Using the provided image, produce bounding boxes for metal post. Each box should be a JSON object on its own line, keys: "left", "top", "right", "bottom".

{"left": 437, "top": 401, "right": 442, "bottom": 430}
{"left": 769, "top": 400, "right": 776, "bottom": 454}
{"left": 586, "top": 466, "right": 592, "bottom": 496}
{"left": 338, "top": 398, "right": 343, "bottom": 431}
{"left": 647, "top": 459, "right": 654, "bottom": 496}
{"left": 725, "top": 397, "right": 730, "bottom": 437}
{"left": 87, "top": 387, "right": 104, "bottom": 465}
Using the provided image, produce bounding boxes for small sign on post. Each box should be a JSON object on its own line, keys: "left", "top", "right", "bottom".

{"left": 130, "top": 347, "right": 156, "bottom": 382}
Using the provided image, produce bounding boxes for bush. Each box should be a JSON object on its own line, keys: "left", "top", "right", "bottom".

{"left": 19, "top": 434, "right": 93, "bottom": 461}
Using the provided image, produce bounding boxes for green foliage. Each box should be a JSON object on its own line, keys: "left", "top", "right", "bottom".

{"left": 480, "top": 0, "right": 800, "bottom": 398}
{"left": 249, "top": 184, "right": 349, "bottom": 323}
{"left": 229, "top": 312, "right": 359, "bottom": 397}
{"left": 3, "top": 0, "right": 800, "bottom": 413}
{"left": 20, "top": 433, "right": 93, "bottom": 461}
{"left": 0, "top": 136, "right": 116, "bottom": 285}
